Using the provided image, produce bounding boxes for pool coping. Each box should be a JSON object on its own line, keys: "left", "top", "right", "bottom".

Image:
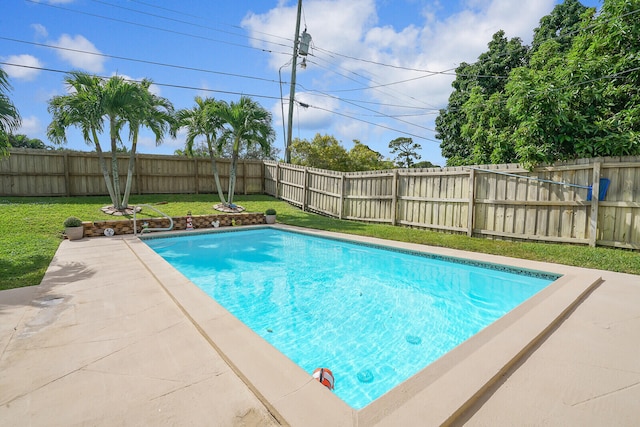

{"left": 128, "top": 224, "right": 603, "bottom": 426}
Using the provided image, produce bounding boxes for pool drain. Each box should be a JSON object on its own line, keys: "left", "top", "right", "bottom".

{"left": 405, "top": 334, "right": 422, "bottom": 345}
{"left": 357, "top": 369, "right": 374, "bottom": 383}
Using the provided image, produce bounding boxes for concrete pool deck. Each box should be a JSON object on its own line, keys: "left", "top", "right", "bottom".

{"left": 1, "top": 225, "right": 639, "bottom": 425}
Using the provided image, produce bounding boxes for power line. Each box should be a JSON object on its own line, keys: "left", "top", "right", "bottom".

{"left": 24, "top": 0, "right": 291, "bottom": 57}
{"left": 127, "top": 0, "right": 293, "bottom": 44}
{"left": 87, "top": 0, "right": 294, "bottom": 50}
{"left": 0, "top": 37, "right": 444, "bottom": 115}
{"left": 304, "top": 102, "right": 440, "bottom": 144}
{"left": 0, "top": 37, "right": 281, "bottom": 85}
{"left": 0, "top": 62, "right": 282, "bottom": 101}
{"left": 307, "top": 55, "right": 439, "bottom": 110}
{"left": 296, "top": 85, "right": 437, "bottom": 133}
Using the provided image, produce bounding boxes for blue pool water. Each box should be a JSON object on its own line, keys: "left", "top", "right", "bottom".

{"left": 145, "top": 228, "right": 557, "bottom": 409}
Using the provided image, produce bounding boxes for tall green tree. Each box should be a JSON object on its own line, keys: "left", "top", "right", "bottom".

{"left": 291, "top": 135, "right": 393, "bottom": 171}
{"left": 507, "top": 0, "right": 639, "bottom": 167}
{"left": 564, "top": 0, "right": 640, "bottom": 157}
{"left": 436, "top": 30, "right": 528, "bottom": 166}
{"left": 217, "top": 96, "right": 274, "bottom": 205}
{"left": 172, "top": 97, "right": 228, "bottom": 204}
{"left": 290, "top": 133, "right": 350, "bottom": 171}
{"left": 348, "top": 140, "right": 394, "bottom": 171}
{"left": 389, "top": 137, "right": 421, "bottom": 168}
{"left": 0, "top": 69, "right": 21, "bottom": 157}
{"left": 530, "top": 0, "right": 589, "bottom": 56}
{"left": 48, "top": 72, "right": 173, "bottom": 210}
{"left": 48, "top": 72, "right": 118, "bottom": 206}
{"left": 437, "top": 1, "right": 599, "bottom": 167}
{"left": 121, "top": 79, "right": 174, "bottom": 207}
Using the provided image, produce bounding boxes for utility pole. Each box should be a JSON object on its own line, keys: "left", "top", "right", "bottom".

{"left": 285, "top": 0, "right": 303, "bottom": 163}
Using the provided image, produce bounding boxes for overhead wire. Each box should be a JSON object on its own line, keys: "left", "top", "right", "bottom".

{"left": 0, "top": 62, "right": 282, "bottom": 101}
{"left": 126, "top": 0, "right": 293, "bottom": 44}
{"left": 18, "top": 0, "right": 636, "bottom": 146}
{"left": 24, "top": 0, "right": 292, "bottom": 57}
{"left": 87, "top": 0, "right": 294, "bottom": 49}
{"left": 303, "top": 102, "right": 440, "bottom": 143}
{"left": 0, "top": 37, "right": 281, "bottom": 85}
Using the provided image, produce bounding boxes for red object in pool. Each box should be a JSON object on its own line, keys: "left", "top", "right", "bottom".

{"left": 313, "top": 367, "right": 335, "bottom": 390}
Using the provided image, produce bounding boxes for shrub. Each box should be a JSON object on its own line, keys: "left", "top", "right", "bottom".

{"left": 265, "top": 208, "right": 276, "bottom": 215}
{"left": 63, "top": 216, "right": 83, "bottom": 227}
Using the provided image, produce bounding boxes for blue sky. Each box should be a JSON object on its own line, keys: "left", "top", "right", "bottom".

{"left": 1, "top": 0, "right": 600, "bottom": 166}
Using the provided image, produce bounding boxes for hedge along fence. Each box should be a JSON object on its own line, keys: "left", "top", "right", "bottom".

{"left": 0, "top": 148, "right": 265, "bottom": 197}
{"left": 264, "top": 157, "right": 640, "bottom": 250}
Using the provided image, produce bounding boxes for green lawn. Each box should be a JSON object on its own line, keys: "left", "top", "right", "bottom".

{"left": 1, "top": 194, "right": 638, "bottom": 291}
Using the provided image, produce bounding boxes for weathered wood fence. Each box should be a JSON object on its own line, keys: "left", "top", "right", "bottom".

{"left": 2, "top": 149, "right": 639, "bottom": 249}
{"left": 0, "top": 149, "right": 265, "bottom": 196}
{"left": 264, "top": 157, "right": 640, "bottom": 250}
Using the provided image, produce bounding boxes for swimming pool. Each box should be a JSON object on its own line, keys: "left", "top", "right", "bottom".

{"left": 144, "top": 227, "right": 558, "bottom": 409}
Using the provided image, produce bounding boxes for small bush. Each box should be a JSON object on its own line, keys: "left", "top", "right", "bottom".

{"left": 265, "top": 208, "right": 276, "bottom": 215}
{"left": 63, "top": 216, "right": 83, "bottom": 227}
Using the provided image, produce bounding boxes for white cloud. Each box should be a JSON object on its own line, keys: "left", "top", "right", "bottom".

{"left": 243, "top": 0, "right": 559, "bottom": 163}
{"left": 50, "top": 34, "right": 105, "bottom": 73}
{"left": 2, "top": 55, "right": 42, "bottom": 81}
{"left": 18, "top": 116, "right": 43, "bottom": 136}
{"left": 31, "top": 23, "right": 48, "bottom": 38}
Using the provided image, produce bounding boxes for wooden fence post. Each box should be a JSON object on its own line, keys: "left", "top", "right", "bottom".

{"left": 63, "top": 152, "right": 71, "bottom": 197}
{"left": 339, "top": 174, "right": 345, "bottom": 220}
{"left": 275, "top": 163, "right": 280, "bottom": 198}
{"left": 391, "top": 169, "right": 398, "bottom": 226}
{"left": 242, "top": 160, "right": 247, "bottom": 195}
{"left": 194, "top": 158, "right": 199, "bottom": 194}
{"left": 467, "top": 168, "right": 476, "bottom": 237}
{"left": 302, "top": 168, "right": 308, "bottom": 211}
{"left": 135, "top": 153, "right": 142, "bottom": 195}
{"left": 589, "top": 161, "right": 602, "bottom": 247}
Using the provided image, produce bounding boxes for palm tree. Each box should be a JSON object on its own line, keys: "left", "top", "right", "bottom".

{"left": 100, "top": 75, "right": 142, "bottom": 209}
{"left": 217, "top": 96, "right": 274, "bottom": 205}
{"left": 0, "top": 69, "right": 21, "bottom": 157}
{"left": 172, "top": 97, "right": 227, "bottom": 205}
{"left": 121, "top": 80, "right": 174, "bottom": 207}
{"left": 48, "top": 72, "right": 119, "bottom": 206}
{"left": 48, "top": 72, "right": 173, "bottom": 210}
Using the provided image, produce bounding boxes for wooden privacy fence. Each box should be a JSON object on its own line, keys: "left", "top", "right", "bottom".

{"left": 264, "top": 157, "right": 640, "bottom": 250}
{"left": 0, "top": 149, "right": 265, "bottom": 197}
{"left": 2, "top": 149, "right": 639, "bottom": 250}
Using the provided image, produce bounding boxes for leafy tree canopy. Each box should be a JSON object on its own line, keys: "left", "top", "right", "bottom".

{"left": 291, "top": 134, "right": 394, "bottom": 172}
{"left": 0, "top": 69, "right": 21, "bottom": 157}
{"left": 434, "top": 0, "right": 640, "bottom": 169}
{"left": 6, "top": 134, "right": 48, "bottom": 150}
{"left": 291, "top": 133, "right": 350, "bottom": 171}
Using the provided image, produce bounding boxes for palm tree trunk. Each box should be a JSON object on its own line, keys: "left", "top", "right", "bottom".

{"left": 207, "top": 143, "right": 227, "bottom": 205}
{"left": 122, "top": 129, "right": 138, "bottom": 208}
{"left": 227, "top": 145, "right": 239, "bottom": 205}
{"left": 109, "top": 119, "right": 122, "bottom": 209}
{"left": 92, "top": 130, "right": 118, "bottom": 207}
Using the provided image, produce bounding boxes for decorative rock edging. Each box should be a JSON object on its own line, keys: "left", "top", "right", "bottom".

{"left": 82, "top": 213, "right": 266, "bottom": 237}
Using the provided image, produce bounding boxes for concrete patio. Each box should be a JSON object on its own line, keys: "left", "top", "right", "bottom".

{"left": 1, "top": 230, "right": 638, "bottom": 426}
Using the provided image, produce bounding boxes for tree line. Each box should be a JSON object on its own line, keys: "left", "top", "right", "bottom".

{"left": 436, "top": 0, "right": 640, "bottom": 168}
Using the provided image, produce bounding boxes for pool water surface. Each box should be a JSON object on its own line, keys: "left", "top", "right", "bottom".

{"left": 144, "top": 228, "right": 557, "bottom": 409}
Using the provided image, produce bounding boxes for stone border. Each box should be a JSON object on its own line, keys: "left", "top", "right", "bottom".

{"left": 82, "top": 213, "right": 266, "bottom": 237}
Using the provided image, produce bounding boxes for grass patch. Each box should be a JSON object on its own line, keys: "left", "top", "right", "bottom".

{"left": 0, "top": 194, "right": 638, "bottom": 291}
